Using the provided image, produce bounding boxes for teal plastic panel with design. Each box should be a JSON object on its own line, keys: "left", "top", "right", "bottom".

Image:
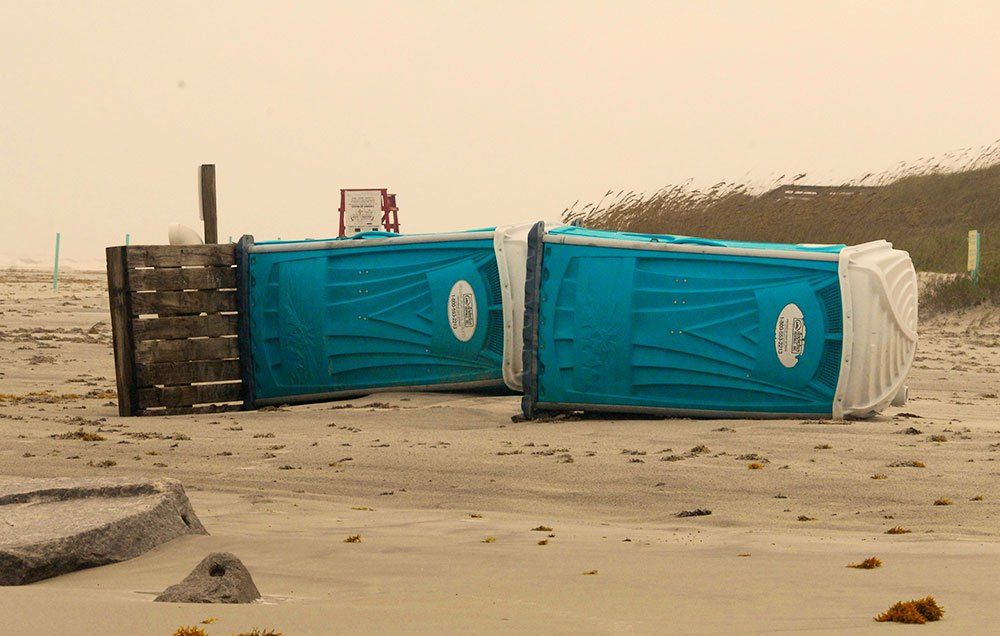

{"left": 534, "top": 242, "right": 843, "bottom": 415}
{"left": 247, "top": 238, "right": 504, "bottom": 403}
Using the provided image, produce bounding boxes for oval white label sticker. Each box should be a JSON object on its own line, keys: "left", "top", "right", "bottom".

{"left": 774, "top": 303, "right": 806, "bottom": 368}
{"left": 448, "top": 280, "right": 477, "bottom": 342}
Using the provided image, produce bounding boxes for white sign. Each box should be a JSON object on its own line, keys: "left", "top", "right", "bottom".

{"left": 343, "top": 190, "right": 383, "bottom": 233}
{"left": 447, "top": 280, "right": 477, "bottom": 342}
{"left": 968, "top": 230, "right": 981, "bottom": 273}
{"left": 774, "top": 303, "right": 806, "bottom": 368}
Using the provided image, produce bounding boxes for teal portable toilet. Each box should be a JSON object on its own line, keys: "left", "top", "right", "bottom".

{"left": 237, "top": 225, "right": 533, "bottom": 407}
{"left": 520, "top": 223, "right": 917, "bottom": 419}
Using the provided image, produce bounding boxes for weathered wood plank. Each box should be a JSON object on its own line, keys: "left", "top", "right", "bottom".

{"left": 131, "top": 290, "right": 237, "bottom": 315}
{"left": 137, "top": 382, "right": 243, "bottom": 408}
{"left": 106, "top": 247, "right": 139, "bottom": 416}
{"left": 135, "top": 359, "right": 241, "bottom": 386}
{"left": 126, "top": 244, "right": 235, "bottom": 268}
{"left": 135, "top": 337, "right": 239, "bottom": 364}
{"left": 129, "top": 266, "right": 236, "bottom": 292}
{"left": 138, "top": 403, "right": 243, "bottom": 416}
{"left": 235, "top": 235, "right": 256, "bottom": 410}
{"left": 133, "top": 314, "right": 238, "bottom": 341}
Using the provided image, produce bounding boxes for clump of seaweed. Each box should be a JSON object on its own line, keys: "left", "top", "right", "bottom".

{"left": 52, "top": 428, "right": 105, "bottom": 441}
{"left": 676, "top": 508, "right": 712, "bottom": 518}
{"left": 971, "top": 495, "right": 984, "bottom": 501}
{"left": 0, "top": 391, "right": 84, "bottom": 405}
{"left": 848, "top": 556, "right": 882, "bottom": 569}
{"left": 582, "top": 569, "right": 598, "bottom": 575}
{"left": 234, "top": 630, "right": 284, "bottom": 636}
{"left": 874, "top": 596, "right": 944, "bottom": 624}
{"left": 747, "top": 462, "right": 765, "bottom": 470}
{"left": 532, "top": 525, "right": 553, "bottom": 532}
{"left": 885, "top": 526, "right": 911, "bottom": 534}
{"left": 689, "top": 445, "right": 710, "bottom": 455}
{"left": 929, "top": 435, "right": 948, "bottom": 442}
{"left": 933, "top": 498, "right": 953, "bottom": 506}
{"left": 172, "top": 627, "right": 207, "bottom": 636}
{"left": 344, "top": 534, "right": 362, "bottom": 543}
{"left": 87, "top": 459, "right": 116, "bottom": 468}
{"left": 888, "top": 460, "right": 925, "bottom": 468}
{"left": 481, "top": 536, "right": 497, "bottom": 543}
{"left": 814, "top": 444, "right": 832, "bottom": 450}
{"left": 871, "top": 473, "right": 888, "bottom": 480}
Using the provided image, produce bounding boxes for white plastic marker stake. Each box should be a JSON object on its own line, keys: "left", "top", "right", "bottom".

{"left": 52, "top": 232, "right": 61, "bottom": 290}
{"left": 125, "top": 233, "right": 131, "bottom": 246}
{"left": 968, "top": 230, "right": 981, "bottom": 284}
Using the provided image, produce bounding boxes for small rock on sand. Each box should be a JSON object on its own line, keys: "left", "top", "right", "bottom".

{"left": 155, "top": 552, "right": 260, "bottom": 604}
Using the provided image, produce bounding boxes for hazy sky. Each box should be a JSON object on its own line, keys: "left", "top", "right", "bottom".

{"left": 2, "top": 0, "right": 998, "bottom": 266}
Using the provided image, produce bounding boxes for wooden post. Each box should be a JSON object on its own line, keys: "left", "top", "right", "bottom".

{"left": 200, "top": 164, "right": 218, "bottom": 244}
{"left": 106, "top": 246, "right": 138, "bottom": 416}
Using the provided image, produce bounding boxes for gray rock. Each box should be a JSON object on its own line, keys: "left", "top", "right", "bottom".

{"left": 0, "top": 476, "right": 207, "bottom": 586}
{"left": 155, "top": 552, "right": 260, "bottom": 603}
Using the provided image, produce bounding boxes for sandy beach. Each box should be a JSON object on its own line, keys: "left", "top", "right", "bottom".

{"left": 1, "top": 268, "right": 998, "bottom": 634}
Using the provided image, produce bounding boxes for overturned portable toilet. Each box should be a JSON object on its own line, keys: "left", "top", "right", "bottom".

{"left": 519, "top": 224, "right": 917, "bottom": 420}
{"left": 237, "top": 225, "right": 533, "bottom": 407}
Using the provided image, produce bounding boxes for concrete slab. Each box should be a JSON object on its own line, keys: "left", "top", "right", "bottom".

{"left": 0, "top": 476, "right": 206, "bottom": 585}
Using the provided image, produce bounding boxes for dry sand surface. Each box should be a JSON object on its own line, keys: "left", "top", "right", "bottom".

{"left": 1, "top": 268, "right": 999, "bottom": 634}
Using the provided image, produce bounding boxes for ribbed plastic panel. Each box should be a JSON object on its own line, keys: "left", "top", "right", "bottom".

{"left": 494, "top": 223, "right": 535, "bottom": 391}
{"left": 836, "top": 242, "right": 918, "bottom": 418}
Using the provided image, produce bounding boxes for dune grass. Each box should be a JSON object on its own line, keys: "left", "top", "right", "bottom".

{"left": 565, "top": 142, "right": 1000, "bottom": 313}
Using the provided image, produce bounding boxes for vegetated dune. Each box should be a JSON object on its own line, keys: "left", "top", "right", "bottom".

{"left": 565, "top": 142, "right": 1000, "bottom": 280}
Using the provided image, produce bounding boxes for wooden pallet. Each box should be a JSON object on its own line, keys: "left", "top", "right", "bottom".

{"left": 106, "top": 244, "right": 245, "bottom": 416}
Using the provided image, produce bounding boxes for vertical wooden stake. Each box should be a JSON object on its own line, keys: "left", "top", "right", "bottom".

{"left": 106, "top": 246, "right": 138, "bottom": 416}
{"left": 52, "top": 232, "right": 61, "bottom": 290}
{"left": 200, "top": 164, "right": 218, "bottom": 244}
